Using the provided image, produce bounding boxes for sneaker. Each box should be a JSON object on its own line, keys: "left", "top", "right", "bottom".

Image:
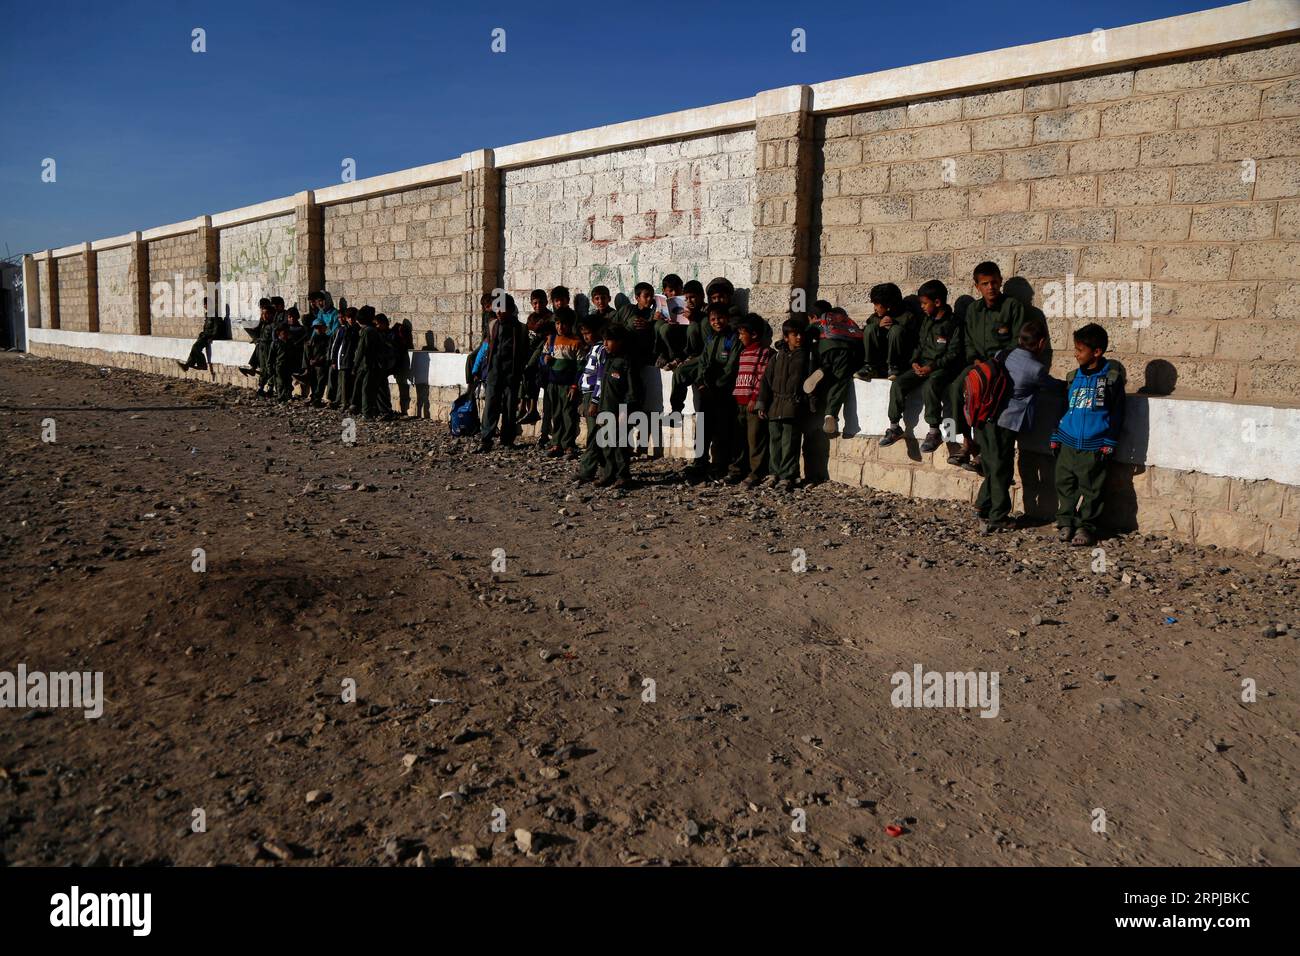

{"left": 567, "top": 448, "right": 580, "bottom": 460}
{"left": 919, "top": 428, "right": 942, "bottom": 453}
{"left": 822, "top": 414, "right": 838, "bottom": 436}
{"left": 961, "top": 456, "right": 983, "bottom": 474}
{"left": 1071, "top": 528, "right": 1097, "bottom": 547}
{"left": 761, "top": 474, "right": 780, "bottom": 488}
{"left": 879, "top": 424, "right": 905, "bottom": 447}
{"left": 1057, "top": 526, "right": 1076, "bottom": 543}
{"left": 802, "top": 368, "right": 825, "bottom": 394}
{"left": 947, "top": 449, "right": 970, "bottom": 466}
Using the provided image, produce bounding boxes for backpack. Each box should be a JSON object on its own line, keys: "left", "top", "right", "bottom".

{"left": 964, "top": 350, "right": 1012, "bottom": 429}
{"left": 449, "top": 388, "right": 480, "bottom": 437}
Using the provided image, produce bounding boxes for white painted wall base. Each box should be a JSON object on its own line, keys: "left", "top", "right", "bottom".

{"left": 25, "top": 326, "right": 1300, "bottom": 486}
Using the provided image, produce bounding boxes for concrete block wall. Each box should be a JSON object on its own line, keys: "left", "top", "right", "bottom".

{"left": 95, "top": 245, "right": 135, "bottom": 334}
{"left": 814, "top": 36, "right": 1300, "bottom": 400}
{"left": 502, "top": 131, "right": 755, "bottom": 302}
{"left": 322, "top": 180, "right": 466, "bottom": 347}
{"left": 147, "top": 231, "right": 209, "bottom": 338}
{"left": 217, "top": 215, "right": 297, "bottom": 311}
{"left": 53, "top": 253, "right": 90, "bottom": 331}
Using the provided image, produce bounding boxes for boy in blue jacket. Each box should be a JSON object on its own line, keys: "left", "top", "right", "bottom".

{"left": 1051, "top": 323, "right": 1126, "bottom": 547}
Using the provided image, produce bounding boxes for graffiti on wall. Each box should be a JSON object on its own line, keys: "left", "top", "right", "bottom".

{"left": 588, "top": 252, "right": 701, "bottom": 298}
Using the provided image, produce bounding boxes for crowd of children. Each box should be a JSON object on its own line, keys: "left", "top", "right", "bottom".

{"left": 179, "top": 292, "right": 415, "bottom": 419}
{"left": 181, "top": 262, "right": 1126, "bottom": 542}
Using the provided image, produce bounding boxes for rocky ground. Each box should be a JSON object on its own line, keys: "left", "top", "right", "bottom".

{"left": 1, "top": 351, "right": 1296, "bottom": 867}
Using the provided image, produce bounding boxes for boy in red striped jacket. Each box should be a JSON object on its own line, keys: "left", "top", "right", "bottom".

{"left": 727, "top": 315, "right": 774, "bottom": 487}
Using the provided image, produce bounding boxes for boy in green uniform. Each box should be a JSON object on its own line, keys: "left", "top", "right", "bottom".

{"left": 948, "top": 261, "right": 1027, "bottom": 469}
{"left": 178, "top": 297, "right": 223, "bottom": 374}
{"left": 687, "top": 302, "right": 741, "bottom": 481}
{"left": 806, "top": 305, "right": 863, "bottom": 437}
{"left": 857, "top": 283, "right": 916, "bottom": 381}
{"left": 576, "top": 324, "right": 643, "bottom": 489}
{"left": 303, "top": 318, "right": 331, "bottom": 406}
{"left": 1051, "top": 323, "right": 1126, "bottom": 547}
{"left": 757, "top": 318, "right": 818, "bottom": 491}
{"left": 615, "top": 281, "right": 658, "bottom": 369}
{"left": 352, "top": 309, "right": 386, "bottom": 419}
{"left": 879, "top": 280, "right": 966, "bottom": 452}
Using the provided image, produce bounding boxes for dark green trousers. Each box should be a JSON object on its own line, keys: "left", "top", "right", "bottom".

{"left": 655, "top": 322, "right": 689, "bottom": 363}
{"left": 186, "top": 334, "right": 214, "bottom": 369}
{"left": 888, "top": 368, "right": 951, "bottom": 428}
{"left": 974, "top": 421, "right": 1017, "bottom": 522}
{"left": 862, "top": 321, "right": 914, "bottom": 376}
{"left": 1055, "top": 444, "right": 1108, "bottom": 533}
{"left": 768, "top": 417, "right": 804, "bottom": 481}
{"left": 817, "top": 343, "right": 859, "bottom": 423}
{"left": 545, "top": 383, "right": 580, "bottom": 450}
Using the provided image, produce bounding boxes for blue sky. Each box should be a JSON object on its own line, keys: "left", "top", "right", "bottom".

{"left": 0, "top": 0, "right": 1234, "bottom": 257}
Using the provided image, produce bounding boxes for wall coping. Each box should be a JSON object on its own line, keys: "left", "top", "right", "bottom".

{"left": 90, "top": 231, "right": 140, "bottom": 251}
{"left": 209, "top": 195, "right": 297, "bottom": 229}
{"left": 314, "top": 157, "right": 465, "bottom": 207}
{"left": 811, "top": 0, "right": 1300, "bottom": 113}
{"left": 492, "top": 96, "right": 756, "bottom": 169}
{"left": 141, "top": 216, "right": 208, "bottom": 242}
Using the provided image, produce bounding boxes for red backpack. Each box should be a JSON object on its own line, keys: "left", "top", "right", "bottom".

{"left": 963, "top": 350, "right": 1012, "bottom": 429}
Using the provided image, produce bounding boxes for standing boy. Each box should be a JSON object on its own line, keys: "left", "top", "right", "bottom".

{"left": 948, "top": 261, "right": 1026, "bottom": 468}
{"left": 577, "top": 316, "right": 607, "bottom": 451}
{"left": 689, "top": 302, "right": 741, "bottom": 481}
{"left": 478, "top": 294, "right": 527, "bottom": 452}
{"left": 1051, "top": 323, "right": 1126, "bottom": 547}
{"left": 304, "top": 318, "right": 331, "bottom": 406}
{"left": 975, "top": 320, "right": 1051, "bottom": 533}
{"left": 542, "top": 307, "right": 583, "bottom": 457}
{"left": 728, "top": 315, "right": 773, "bottom": 487}
{"left": 577, "top": 324, "right": 643, "bottom": 489}
{"left": 757, "top": 318, "right": 818, "bottom": 491}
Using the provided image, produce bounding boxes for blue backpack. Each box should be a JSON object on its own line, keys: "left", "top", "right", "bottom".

{"left": 449, "top": 388, "right": 480, "bottom": 437}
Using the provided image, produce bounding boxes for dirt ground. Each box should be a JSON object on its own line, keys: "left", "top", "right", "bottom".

{"left": 1, "top": 351, "right": 1296, "bottom": 867}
